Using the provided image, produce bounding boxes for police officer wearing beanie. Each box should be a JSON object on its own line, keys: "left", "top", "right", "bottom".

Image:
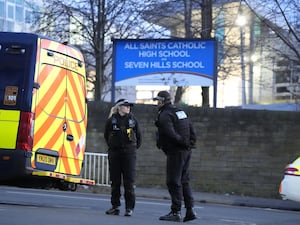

{"left": 104, "top": 98, "right": 142, "bottom": 217}
{"left": 153, "top": 91, "right": 197, "bottom": 222}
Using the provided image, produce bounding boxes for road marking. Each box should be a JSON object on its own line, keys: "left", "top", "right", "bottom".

{"left": 7, "top": 191, "right": 167, "bottom": 206}
{"left": 136, "top": 199, "right": 203, "bottom": 208}
{"left": 219, "top": 219, "right": 256, "bottom": 225}
{"left": 7, "top": 191, "right": 109, "bottom": 201}
{"left": 6, "top": 191, "right": 203, "bottom": 209}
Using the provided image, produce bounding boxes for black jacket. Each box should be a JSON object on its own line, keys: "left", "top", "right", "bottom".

{"left": 155, "top": 103, "right": 196, "bottom": 154}
{"left": 104, "top": 112, "right": 142, "bottom": 151}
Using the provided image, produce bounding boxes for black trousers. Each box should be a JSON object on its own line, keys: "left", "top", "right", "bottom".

{"left": 166, "top": 150, "right": 194, "bottom": 212}
{"left": 108, "top": 150, "right": 136, "bottom": 210}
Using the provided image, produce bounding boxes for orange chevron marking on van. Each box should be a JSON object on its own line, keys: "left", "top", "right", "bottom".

{"left": 61, "top": 155, "right": 72, "bottom": 174}
{"left": 45, "top": 123, "right": 64, "bottom": 149}
{"left": 34, "top": 95, "right": 65, "bottom": 142}
{"left": 66, "top": 46, "right": 84, "bottom": 61}
{"left": 67, "top": 73, "right": 85, "bottom": 119}
{"left": 42, "top": 39, "right": 65, "bottom": 53}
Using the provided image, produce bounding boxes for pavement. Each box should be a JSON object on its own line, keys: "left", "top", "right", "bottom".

{"left": 78, "top": 186, "right": 300, "bottom": 211}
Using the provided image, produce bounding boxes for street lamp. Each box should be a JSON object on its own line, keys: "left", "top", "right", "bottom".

{"left": 236, "top": 15, "right": 247, "bottom": 106}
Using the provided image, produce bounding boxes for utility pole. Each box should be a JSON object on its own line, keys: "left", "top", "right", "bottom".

{"left": 237, "top": 14, "right": 247, "bottom": 106}
{"left": 201, "top": 0, "right": 212, "bottom": 107}
{"left": 240, "top": 25, "right": 246, "bottom": 106}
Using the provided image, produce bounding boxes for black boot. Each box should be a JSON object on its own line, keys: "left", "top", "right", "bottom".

{"left": 183, "top": 208, "right": 197, "bottom": 222}
{"left": 159, "top": 211, "right": 182, "bottom": 222}
{"left": 124, "top": 208, "right": 133, "bottom": 216}
{"left": 105, "top": 207, "right": 120, "bottom": 215}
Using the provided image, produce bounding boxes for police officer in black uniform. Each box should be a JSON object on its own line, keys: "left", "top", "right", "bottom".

{"left": 104, "top": 99, "right": 142, "bottom": 217}
{"left": 153, "top": 91, "right": 197, "bottom": 222}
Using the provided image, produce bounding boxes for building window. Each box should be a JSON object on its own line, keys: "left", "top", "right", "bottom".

{"left": 15, "top": 0, "right": 24, "bottom": 5}
{"left": 7, "top": 4, "right": 14, "bottom": 20}
{"left": 15, "top": 5, "right": 23, "bottom": 22}
{"left": 274, "top": 59, "right": 300, "bottom": 100}
{"left": 0, "top": 18, "right": 4, "bottom": 30}
{"left": 6, "top": 20, "right": 14, "bottom": 31}
{"left": 25, "top": 9, "right": 32, "bottom": 23}
{"left": 215, "top": 11, "right": 225, "bottom": 64}
{"left": 0, "top": 1, "right": 4, "bottom": 18}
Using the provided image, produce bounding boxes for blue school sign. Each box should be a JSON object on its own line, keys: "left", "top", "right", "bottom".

{"left": 113, "top": 39, "right": 216, "bottom": 86}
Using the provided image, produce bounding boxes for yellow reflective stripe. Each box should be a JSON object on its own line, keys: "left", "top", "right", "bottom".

{"left": 0, "top": 110, "right": 20, "bottom": 149}
{"left": 32, "top": 171, "right": 95, "bottom": 185}
{"left": 0, "top": 109, "right": 20, "bottom": 121}
{"left": 65, "top": 176, "right": 95, "bottom": 185}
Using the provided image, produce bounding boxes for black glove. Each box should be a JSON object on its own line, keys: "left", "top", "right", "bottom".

{"left": 156, "top": 142, "right": 161, "bottom": 149}
{"left": 190, "top": 139, "right": 196, "bottom": 149}
{"left": 177, "top": 136, "right": 190, "bottom": 148}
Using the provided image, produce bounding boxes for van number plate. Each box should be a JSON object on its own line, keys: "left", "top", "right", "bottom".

{"left": 36, "top": 154, "right": 56, "bottom": 165}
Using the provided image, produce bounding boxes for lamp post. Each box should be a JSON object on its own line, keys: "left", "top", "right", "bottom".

{"left": 236, "top": 15, "right": 247, "bottom": 106}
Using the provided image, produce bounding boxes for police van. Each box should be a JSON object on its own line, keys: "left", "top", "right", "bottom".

{"left": 0, "top": 32, "right": 94, "bottom": 190}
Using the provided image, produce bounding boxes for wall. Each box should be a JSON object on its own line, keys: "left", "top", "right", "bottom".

{"left": 87, "top": 101, "right": 300, "bottom": 198}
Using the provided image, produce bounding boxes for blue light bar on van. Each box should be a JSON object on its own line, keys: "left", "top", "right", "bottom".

{"left": 6, "top": 45, "right": 25, "bottom": 54}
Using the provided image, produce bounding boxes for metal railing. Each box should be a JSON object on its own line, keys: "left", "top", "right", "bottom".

{"left": 83, "top": 152, "right": 110, "bottom": 186}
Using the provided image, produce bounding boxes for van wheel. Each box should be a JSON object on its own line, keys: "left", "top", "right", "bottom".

{"left": 69, "top": 183, "right": 77, "bottom": 191}
{"left": 57, "top": 180, "right": 77, "bottom": 191}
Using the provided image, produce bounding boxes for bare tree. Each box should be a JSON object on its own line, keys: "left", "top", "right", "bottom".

{"left": 244, "top": 0, "right": 300, "bottom": 99}
{"left": 145, "top": 0, "right": 213, "bottom": 106}
{"left": 174, "top": 0, "right": 212, "bottom": 106}
{"left": 200, "top": 0, "right": 212, "bottom": 107}
{"left": 30, "top": 0, "right": 168, "bottom": 101}
{"left": 174, "top": 0, "right": 192, "bottom": 104}
{"left": 31, "top": 0, "right": 298, "bottom": 105}
{"left": 244, "top": 0, "right": 299, "bottom": 60}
